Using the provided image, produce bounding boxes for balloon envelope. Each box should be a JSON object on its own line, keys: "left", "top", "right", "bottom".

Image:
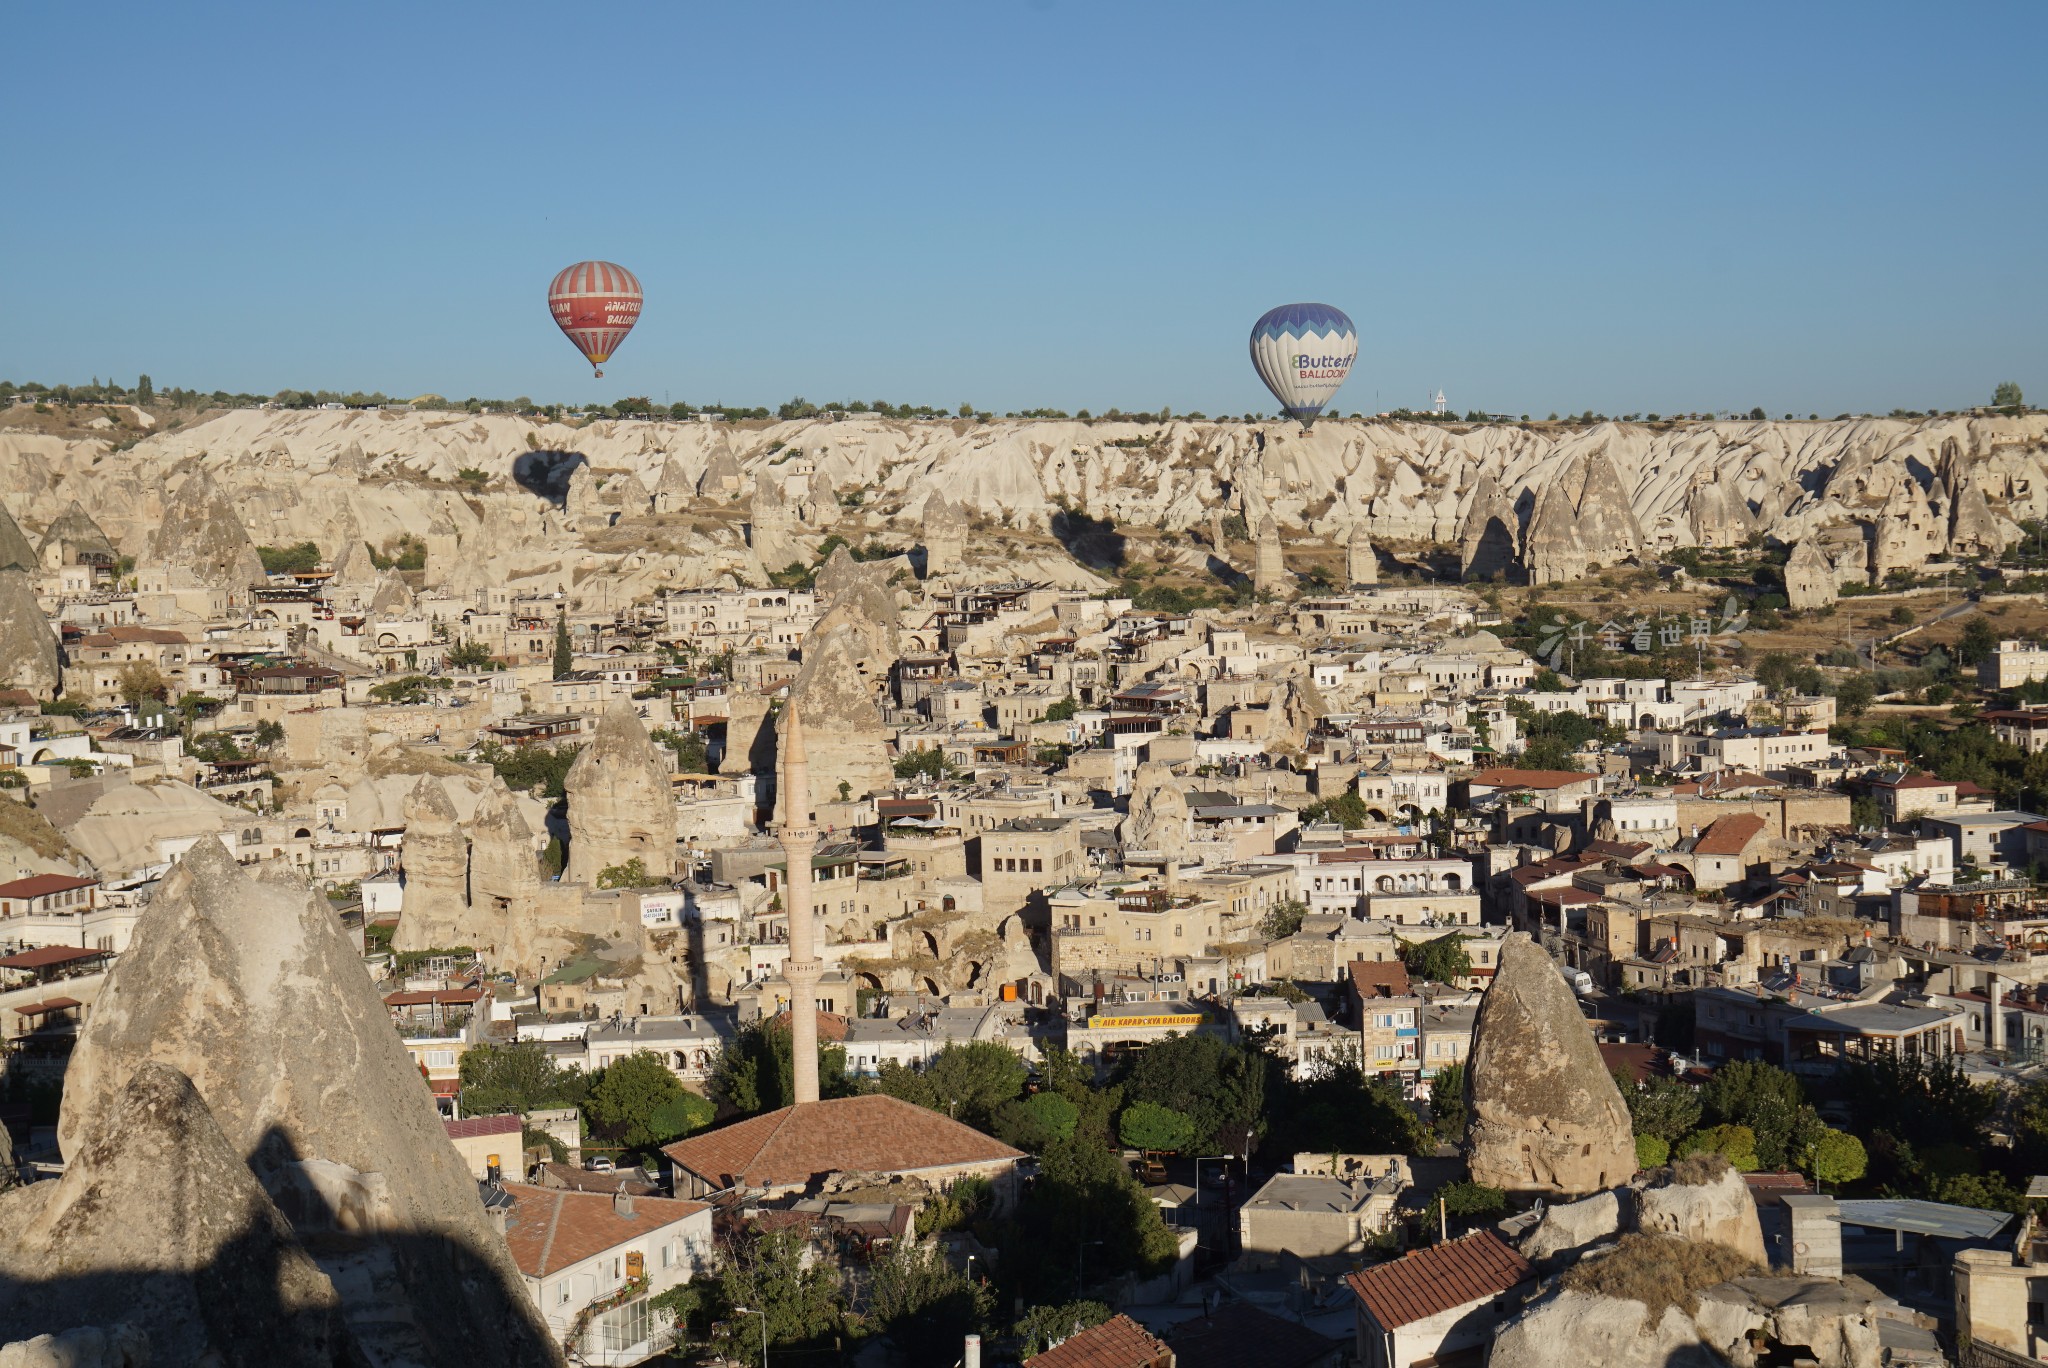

{"left": 1249, "top": 303, "right": 1356, "bottom": 426}
{"left": 548, "top": 261, "right": 643, "bottom": 377}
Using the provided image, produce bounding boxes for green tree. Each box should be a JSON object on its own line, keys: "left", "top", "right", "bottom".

{"left": 707, "top": 1228, "right": 844, "bottom": 1361}
{"left": 1429, "top": 1062, "right": 1467, "bottom": 1141}
{"left": 473, "top": 741, "right": 580, "bottom": 799}
{"left": 1675, "top": 1124, "right": 1760, "bottom": 1172}
{"left": 1014, "top": 1129, "right": 1180, "bottom": 1300}
{"left": 584, "top": 1051, "right": 689, "bottom": 1153}
{"left": 708, "top": 1018, "right": 854, "bottom": 1117}
{"left": 651, "top": 726, "right": 710, "bottom": 773}
{"left": 552, "top": 611, "right": 573, "bottom": 679}
{"left": 1301, "top": 790, "right": 1370, "bottom": 830}
{"left": 1832, "top": 673, "right": 1876, "bottom": 718}
{"left": 875, "top": 1041, "right": 1028, "bottom": 1131}
{"left": 1119, "top": 1033, "right": 1267, "bottom": 1154}
{"left": 135, "top": 374, "right": 153, "bottom": 405}
{"left": 1272, "top": 1058, "right": 1429, "bottom": 1158}
{"left": 1802, "top": 1128, "right": 1867, "bottom": 1190}
{"left": 1994, "top": 381, "right": 2025, "bottom": 410}
{"left": 444, "top": 638, "right": 495, "bottom": 670}
{"left": 1699, "top": 1060, "right": 1815, "bottom": 1170}
{"left": 893, "top": 747, "right": 951, "bottom": 780}
{"left": 596, "top": 857, "right": 653, "bottom": 889}
{"left": 865, "top": 1244, "right": 994, "bottom": 1363}
{"left": 1013, "top": 1301, "right": 1113, "bottom": 1357}
{"left": 1257, "top": 898, "right": 1309, "bottom": 940}
{"left": 1401, "top": 932, "right": 1472, "bottom": 984}
{"left": 1617, "top": 1073, "right": 1703, "bottom": 1145}
{"left": 116, "top": 661, "right": 167, "bottom": 708}
{"left": 1119, "top": 1100, "right": 1197, "bottom": 1154}
{"left": 1043, "top": 695, "right": 1079, "bottom": 722}
{"left": 257, "top": 541, "right": 322, "bottom": 575}
{"left": 993, "top": 1092, "right": 1080, "bottom": 1151}
{"left": 1637, "top": 1134, "right": 1670, "bottom": 1169}
{"left": 1958, "top": 616, "right": 1999, "bottom": 668}
{"left": 459, "top": 1041, "right": 589, "bottom": 1116}
{"left": 252, "top": 719, "right": 285, "bottom": 748}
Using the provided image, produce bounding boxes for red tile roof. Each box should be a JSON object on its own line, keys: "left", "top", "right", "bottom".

{"left": 1469, "top": 767, "right": 1596, "bottom": 790}
{"left": 14, "top": 996, "right": 83, "bottom": 1016}
{"left": 0, "top": 945, "right": 107, "bottom": 970}
{"left": 1345, "top": 1229, "right": 1531, "bottom": 1331}
{"left": 1169, "top": 1301, "right": 1339, "bottom": 1368}
{"left": 1024, "top": 1313, "right": 1173, "bottom": 1368}
{"left": 443, "top": 1114, "right": 522, "bottom": 1141}
{"left": 499, "top": 1182, "right": 708, "bottom": 1279}
{"left": 0, "top": 874, "right": 99, "bottom": 900}
{"left": 1346, "top": 959, "right": 1412, "bottom": 1000}
{"left": 661, "top": 1094, "right": 1022, "bottom": 1192}
{"left": 1693, "top": 814, "right": 1767, "bottom": 857}
{"left": 1876, "top": 772, "right": 1954, "bottom": 790}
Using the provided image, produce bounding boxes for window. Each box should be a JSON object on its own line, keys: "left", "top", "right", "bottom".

{"left": 557, "top": 1282, "right": 572, "bottom": 1306}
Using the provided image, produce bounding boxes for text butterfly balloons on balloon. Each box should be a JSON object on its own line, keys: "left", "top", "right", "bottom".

{"left": 548, "top": 261, "right": 643, "bottom": 378}
{"left": 1249, "top": 302, "right": 1357, "bottom": 428}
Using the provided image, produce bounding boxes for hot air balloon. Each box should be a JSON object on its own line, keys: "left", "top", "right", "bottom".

{"left": 548, "top": 261, "right": 643, "bottom": 378}
{"left": 1248, "top": 303, "right": 1356, "bottom": 428}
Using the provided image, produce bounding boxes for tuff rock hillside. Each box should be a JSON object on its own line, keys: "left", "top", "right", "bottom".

{"left": 0, "top": 409, "right": 2042, "bottom": 591}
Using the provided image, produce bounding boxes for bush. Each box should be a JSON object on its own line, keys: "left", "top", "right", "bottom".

{"left": 1669, "top": 1150, "right": 1731, "bottom": 1186}
{"left": 257, "top": 541, "right": 322, "bottom": 575}
{"left": 1636, "top": 1134, "right": 1670, "bottom": 1170}
{"left": 1561, "top": 1234, "right": 1758, "bottom": 1317}
{"left": 1674, "top": 1124, "right": 1759, "bottom": 1172}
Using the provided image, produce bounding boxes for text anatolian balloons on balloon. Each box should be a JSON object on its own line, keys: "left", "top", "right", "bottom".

{"left": 548, "top": 261, "right": 643, "bottom": 378}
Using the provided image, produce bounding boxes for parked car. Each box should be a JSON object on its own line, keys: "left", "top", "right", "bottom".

{"left": 586, "top": 1156, "right": 615, "bottom": 1173}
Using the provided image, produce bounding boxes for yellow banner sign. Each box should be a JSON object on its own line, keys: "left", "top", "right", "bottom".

{"left": 1088, "top": 1013, "right": 1205, "bottom": 1029}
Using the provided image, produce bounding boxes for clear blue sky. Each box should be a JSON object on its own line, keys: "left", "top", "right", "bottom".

{"left": 6, "top": 0, "right": 2044, "bottom": 417}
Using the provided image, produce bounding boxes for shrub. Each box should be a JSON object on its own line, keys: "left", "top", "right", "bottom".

{"left": 1636, "top": 1134, "right": 1670, "bottom": 1170}
{"left": 1669, "top": 1150, "right": 1731, "bottom": 1186}
{"left": 1561, "top": 1234, "right": 1758, "bottom": 1317}
{"left": 1674, "top": 1124, "right": 1758, "bottom": 1173}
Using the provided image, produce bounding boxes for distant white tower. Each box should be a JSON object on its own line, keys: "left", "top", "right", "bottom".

{"left": 1433, "top": 389, "right": 1449, "bottom": 416}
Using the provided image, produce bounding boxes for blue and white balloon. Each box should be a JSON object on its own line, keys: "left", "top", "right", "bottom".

{"left": 1249, "top": 302, "right": 1357, "bottom": 427}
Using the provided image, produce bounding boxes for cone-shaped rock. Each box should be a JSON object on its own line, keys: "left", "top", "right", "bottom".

{"left": 54, "top": 838, "right": 558, "bottom": 1366}
{"left": 1465, "top": 932, "right": 1635, "bottom": 1196}
{"left": 0, "top": 569, "right": 60, "bottom": 699}
{"left": 0, "top": 1061, "right": 346, "bottom": 1360}
{"left": 0, "top": 503, "right": 33, "bottom": 574}
{"left": 145, "top": 470, "right": 265, "bottom": 590}
{"left": 36, "top": 499, "right": 116, "bottom": 569}
{"left": 1523, "top": 479, "right": 1586, "bottom": 585}
{"left": 565, "top": 698, "right": 674, "bottom": 885}
{"left": 392, "top": 775, "right": 468, "bottom": 953}
{"left": 1459, "top": 475, "right": 1519, "bottom": 580}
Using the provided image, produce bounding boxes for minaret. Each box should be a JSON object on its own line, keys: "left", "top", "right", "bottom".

{"left": 777, "top": 702, "right": 822, "bottom": 1105}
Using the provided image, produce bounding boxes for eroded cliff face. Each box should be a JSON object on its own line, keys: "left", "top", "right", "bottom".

{"left": 2, "top": 410, "right": 2042, "bottom": 587}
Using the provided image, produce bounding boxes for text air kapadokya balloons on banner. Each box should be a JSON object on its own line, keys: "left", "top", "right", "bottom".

{"left": 1249, "top": 302, "right": 1356, "bottom": 428}
{"left": 548, "top": 261, "right": 643, "bottom": 378}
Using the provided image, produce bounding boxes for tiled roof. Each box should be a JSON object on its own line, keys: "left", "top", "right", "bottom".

{"left": 1693, "top": 814, "right": 1767, "bottom": 857}
{"left": 443, "top": 1114, "right": 522, "bottom": 1141}
{"left": 499, "top": 1182, "right": 707, "bottom": 1279}
{"left": 1346, "top": 959, "right": 1412, "bottom": 1000}
{"left": 1876, "top": 772, "right": 1953, "bottom": 790}
{"left": 0, "top": 945, "right": 106, "bottom": 970}
{"left": 0, "top": 873, "right": 99, "bottom": 899}
{"left": 1345, "top": 1229, "right": 1531, "bottom": 1330}
{"left": 1024, "top": 1313, "right": 1173, "bottom": 1368}
{"left": 661, "top": 1094, "right": 1022, "bottom": 1192}
{"left": 1468, "top": 767, "right": 1596, "bottom": 789}
{"left": 1169, "top": 1301, "right": 1340, "bottom": 1368}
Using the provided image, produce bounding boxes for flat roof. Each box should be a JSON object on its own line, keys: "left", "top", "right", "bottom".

{"left": 1834, "top": 1198, "right": 2010, "bottom": 1242}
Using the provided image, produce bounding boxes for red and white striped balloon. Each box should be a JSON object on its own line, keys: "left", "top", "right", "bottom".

{"left": 547, "top": 261, "right": 643, "bottom": 378}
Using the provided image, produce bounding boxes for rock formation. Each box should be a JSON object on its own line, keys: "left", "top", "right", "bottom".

{"left": 1782, "top": 538, "right": 1838, "bottom": 610}
{"left": 785, "top": 612, "right": 893, "bottom": 811}
{"left": 565, "top": 698, "right": 675, "bottom": 885}
{"left": 45, "top": 839, "right": 557, "bottom": 1366}
{"left": 0, "top": 1062, "right": 346, "bottom": 1362}
{"left": 1491, "top": 1273, "right": 1882, "bottom": 1368}
{"left": 1459, "top": 474, "right": 1520, "bottom": 580}
{"left": 746, "top": 471, "right": 804, "bottom": 572}
{"left": 0, "top": 570, "right": 59, "bottom": 699}
{"left": 1253, "top": 515, "right": 1286, "bottom": 597}
{"left": 922, "top": 490, "right": 965, "bottom": 579}
{"left": 1123, "top": 761, "right": 1189, "bottom": 860}
{"left": 1635, "top": 1159, "right": 1768, "bottom": 1266}
{"left": 1524, "top": 478, "right": 1587, "bottom": 586}
{"left": 392, "top": 775, "right": 469, "bottom": 952}
{"left": 1574, "top": 450, "right": 1645, "bottom": 565}
{"left": 34, "top": 500, "right": 115, "bottom": 571}
{"left": 1465, "top": 932, "right": 1636, "bottom": 1196}
{"left": 143, "top": 470, "right": 264, "bottom": 592}
{"left": 696, "top": 440, "right": 743, "bottom": 500}
{"left": 1345, "top": 520, "right": 1377, "bottom": 586}
{"left": 466, "top": 777, "right": 545, "bottom": 971}
{"left": 0, "top": 505, "right": 34, "bottom": 576}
